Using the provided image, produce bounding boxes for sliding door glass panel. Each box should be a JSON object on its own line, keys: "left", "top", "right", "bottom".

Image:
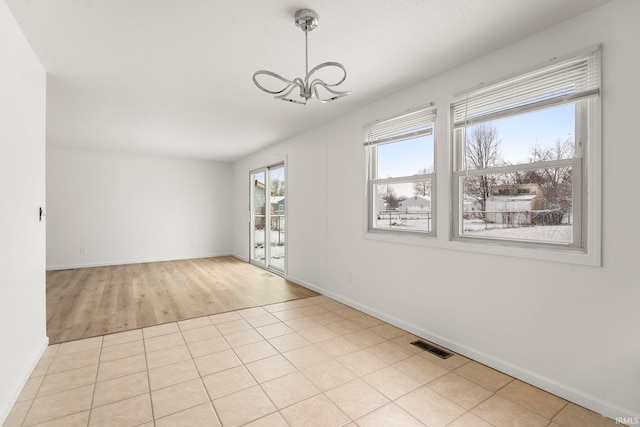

{"left": 269, "top": 165, "right": 285, "bottom": 272}
{"left": 251, "top": 171, "right": 266, "bottom": 266}
{"left": 249, "top": 163, "right": 285, "bottom": 274}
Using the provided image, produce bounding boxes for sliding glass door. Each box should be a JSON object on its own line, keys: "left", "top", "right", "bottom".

{"left": 250, "top": 163, "right": 285, "bottom": 274}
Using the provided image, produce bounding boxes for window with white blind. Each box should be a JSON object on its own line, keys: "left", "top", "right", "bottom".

{"left": 365, "top": 105, "right": 436, "bottom": 235}
{"left": 451, "top": 46, "right": 601, "bottom": 252}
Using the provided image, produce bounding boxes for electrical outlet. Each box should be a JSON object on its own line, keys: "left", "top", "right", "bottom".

{"left": 346, "top": 270, "right": 352, "bottom": 282}
{"left": 80, "top": 247, "right": 87, "bottom": 254}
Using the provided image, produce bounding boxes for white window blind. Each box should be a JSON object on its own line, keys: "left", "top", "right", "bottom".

{"left": 365, "top": 105, "right": 436, "bottom": 146}
{"left": 452, "top": 46, "right": 600, "bottom": 128}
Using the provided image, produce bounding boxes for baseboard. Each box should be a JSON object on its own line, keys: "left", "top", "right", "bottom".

{"left": 284, "top": 276, "right": 637, "bottom": 422}
{"left": 284, "top": 275, "right": 326, "bottom": 294}
{"left": 231, "top": 253, "right": 249, "bottom": 262}
{"left": 350, "top": 302, "right": 637, "bottom": 422}
{"left": 0, "top": 336, "right": 49, "bottom": 426}
{"left": 46, "top": 252, "right": 234, "bottom": 271}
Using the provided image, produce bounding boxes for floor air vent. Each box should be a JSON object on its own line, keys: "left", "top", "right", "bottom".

{"left": 410, "top": 340, "right": 453, "bottom": 359}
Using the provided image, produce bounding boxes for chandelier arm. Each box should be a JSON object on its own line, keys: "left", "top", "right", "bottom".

{"left": 275, "top": 84, "right": 308, "bottom": 104}
{"left": 305, "top": 62, "right": 348, "bottom": 87}
{"left": 311, "top": 80, "right": 351, "bottom": 96}
{"left": 312, "top": 80, "right": 351, "bottom": 103}
{"left": 292, "top": 76, "right": 306, "bottom": 88}
{"left": 253, "top": 70, "right": 298, "bottom": 95}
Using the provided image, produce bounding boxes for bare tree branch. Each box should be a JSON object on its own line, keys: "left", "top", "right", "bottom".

{"left": 464, "top": 124, "right": 502, "bottom": 215}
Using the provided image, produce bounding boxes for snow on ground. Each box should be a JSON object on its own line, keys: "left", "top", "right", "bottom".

{"left": 465, "top": 224, "right": 572, "bottom": 242}
{"left": 377, "top": 217, "right": 572, "bottom": 243}
{"left": 253, "top": 228, "right": 285, "bottom": 271}
{"left": 463, "top": 219, "right": 572, "bottom": 242}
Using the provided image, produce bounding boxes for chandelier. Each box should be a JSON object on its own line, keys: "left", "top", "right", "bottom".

{"left": 253, "top": 9, "right": 350, "bottom": 105}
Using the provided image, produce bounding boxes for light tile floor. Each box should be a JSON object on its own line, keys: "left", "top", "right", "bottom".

{"left": 4, "top": 296, "right": 620, "bottom": 427}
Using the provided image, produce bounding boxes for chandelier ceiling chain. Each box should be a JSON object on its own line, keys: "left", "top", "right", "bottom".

{"left": 253, "top": 9, "right": 350, "bottom": 105}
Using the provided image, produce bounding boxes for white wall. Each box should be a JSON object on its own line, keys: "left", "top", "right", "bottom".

{"left": 0, "top": 2, "right": 47, "bottom": 424}
{"left": 232, "top": 0, "right": 639, "bottom": 419}
{"left": 47, "top": 148, "right": 232, "bottom": 269}
{"left": 232, "top": 127, "right": 327, "bottom": 289}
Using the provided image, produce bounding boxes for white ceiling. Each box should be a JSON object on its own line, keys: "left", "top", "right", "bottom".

{"left": 7, "top": 0, "right": 612, "bottom": 162}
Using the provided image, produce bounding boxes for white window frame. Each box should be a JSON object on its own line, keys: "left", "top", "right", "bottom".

{"left": 364, "top": 104, "right": 437, "bottom": 237}
{"left": 450, "top": 46, "right": 601, "bottom": 259}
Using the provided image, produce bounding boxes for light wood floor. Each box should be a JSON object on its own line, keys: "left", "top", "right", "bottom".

{"left": 46, "top": 256, "right": 317, "bottom": 344}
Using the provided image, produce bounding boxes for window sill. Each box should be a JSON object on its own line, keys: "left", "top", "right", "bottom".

{"left": 363, "top": 230, "right": 600, "bottom": 267}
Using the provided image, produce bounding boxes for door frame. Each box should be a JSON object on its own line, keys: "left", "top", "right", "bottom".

{"left": 249, "top": 161, "right": 287, "bottom": 276}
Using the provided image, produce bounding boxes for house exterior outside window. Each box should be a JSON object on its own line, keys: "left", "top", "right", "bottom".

{"left": 451, "top": 46, "right": 601, "bottom": 253}
{"left": 365, "top": 105, "right": 436, "bottom": 236}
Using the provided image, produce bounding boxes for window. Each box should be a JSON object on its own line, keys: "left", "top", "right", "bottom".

{"left": 365, "top": 105, "right": 436, "bottom": 235}
{"left": 451, "top": 46, "right": 600, "bottom": 251}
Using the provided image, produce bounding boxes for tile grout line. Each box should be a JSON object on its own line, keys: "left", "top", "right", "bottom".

{"left": 178, "top": 319, "right": 224, "bottom": 427}
{"left": 549, "top": 401, "right": 571, "bottom": 427}
{"left": 84, "top": 336, "right": 104, "bottom": 426}
{"left": 22, "top": 341, "right": 100, "bottom": 426}
{"left": 344, "top": 344, "right": 443, "bottom": 425}
{"left": 141, "top": 327, "right": 157, "bottom": 427}
{"left": 17, "top": 356, "right": 49, "bottom": 427}
{"left": 219, "top": 301, "right": 347, "bottom": 425}
{"left": 232, "top": 303, "right": 299, "bottom": 425}
{"left": 21, "top": 351, "right": 58, "bottom": 427}
{"left": 255, "top": 302, "right": 380, "bottom": 424}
